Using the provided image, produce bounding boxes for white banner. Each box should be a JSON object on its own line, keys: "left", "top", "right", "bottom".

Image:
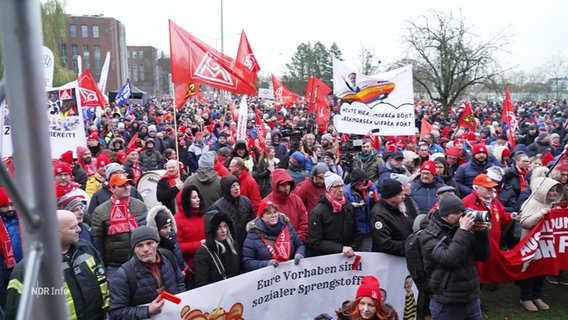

{"left": 155, "top": 253, "right": 416, "bottom": 319}
{"left": 258, "top": 88, "right": 274, "bottom": 100}
{"left": 98, "top": 51, "right": 111, "bottom": 93}
{"left": 2, "top": 82, "right": 86, "bottom": 158}
{"left": 332, "top": 59, "right": 415, "bottom": 136}
{"left": 236, "top": 95, "right": 248, "bottom": 141}
{"left": 42, "top": 46, "right": 55, "bottom": 88}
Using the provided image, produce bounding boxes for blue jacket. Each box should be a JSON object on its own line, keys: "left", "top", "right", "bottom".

{"left": 410, "top": 177, "right": 446, "bottom": 214}
{"left": 378, "top": 163, "right": 407, "bottom": 187}
{"left": 344, "top": 183, "right": 379, "bottom": 234}
{"left": 0, "top": 214, "right": 23, "bottom": 281}
{"left": 455, "top": 160, "right": 497, "bottom": 197}
{"left": 242, "top": 215, "right": 305, "bottom": 272}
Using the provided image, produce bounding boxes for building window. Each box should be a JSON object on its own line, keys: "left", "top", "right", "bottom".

{"left": 94, "top": 46, "right": 101, "bottom": 73}
{"left": 81, "top": 25, "right": 88, "bottom": 38}
{"left": 133, "top": 65, "right": 138, "bottom": 82}
{"left": 71, "top": 44, "right": 78, "bottom": 57}
{"left": 83, "top": 45, "right": 90, "bottom": 69}
{"left": 92, "top": 25, "right": 99, "bottom": 38}
{"left": 139, "top": 51, "right": 144, "bottom": 58}
{"left": 132, "top": 51, "right": 137, "bottom": 59}
{"left": 59, "top": 44, "right": 67, "bottom": 67}
{"left": 69, "top": 24, "right": 77, "bottom": 37}
{"left": 140, "top": 64, "right": 145, "bottom": 81}
{"left": 128, "top": 64, "right": 131, "bottom": 78}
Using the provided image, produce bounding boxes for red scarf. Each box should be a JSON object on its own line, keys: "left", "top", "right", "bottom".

{"left": 325, "top": 193, "right": 346, "bottom": 213}
{"left": 354, "top": 181, "right": 379, "bottom": 202}
{"left": 131, "top": 162, "right": 142, "bottom": 185}
{"left": 162, "top": 172, "right": 178, "bottom": 187}
{"left": 0, "top": 221, "right": 15, "bottom": 268}
{"left": 55, "top": 182, "right": 82, "bottom": 199}
{"left": 259, "top": 224, "right": 291, "bottom": 262}
{"left": 108, "top": 195, "right": 138, "bottom": 235}
{"left": 517, "top": 166, "right": 529, "bottom": 191}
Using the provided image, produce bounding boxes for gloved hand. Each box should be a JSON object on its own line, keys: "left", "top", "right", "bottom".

{"left": 294, "top": 254, "right": 303, "bottom": 265}
{"left": 267, "top": 260, "right": 279, "bottom": 268}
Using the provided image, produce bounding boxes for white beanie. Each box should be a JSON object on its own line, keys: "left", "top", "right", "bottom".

{"left": 324, "top": 171, "right": 343, "bottom": 191}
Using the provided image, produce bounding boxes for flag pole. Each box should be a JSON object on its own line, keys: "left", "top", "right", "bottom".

{"left": 171, "top": 84, "right": 180, "bottom": 164}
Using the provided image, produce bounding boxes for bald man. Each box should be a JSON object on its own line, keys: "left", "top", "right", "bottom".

{"left": 5, "top": 210, "right": 109, "bottom": 319}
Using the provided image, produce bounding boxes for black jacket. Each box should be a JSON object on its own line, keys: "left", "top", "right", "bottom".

{"left": 370, "top": 198, "right": 414, "bottom": 256}
{"left": 307, "top": 195, "right": 361, "bottom": 257}
{"left": 419, "top": 211, "right": 490, "bottom": 304}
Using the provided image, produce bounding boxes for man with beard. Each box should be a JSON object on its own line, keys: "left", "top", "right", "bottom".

{"left": 455, "top": 144, "right": 501, "bottom": 197}
{"left": 210, "top": 132, "right": 233, "bottom": 151}
{"left": 320, "top": 134, "right": 337, "bottom": 157}
{"left": 77, "top": 146, "right": 97, "bottom": 178}
{"left": 293, "top": 163, "right": 329, "bottom": 213}
{"left": 410, "top": 161, "right": 447, "bottom": 215}
{"left": 352, "top": 140, "right": 383, "bottom": 183}
{"left": 0, "top": 188, "right": 22, "bottom": 308}
{"left": 86, "top": 133, "right": 106, "bottom": 158}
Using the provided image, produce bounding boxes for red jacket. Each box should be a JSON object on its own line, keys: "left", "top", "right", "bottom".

{"left": 238, "top": 169, "right": 262, "bottom": 213}
{"left": 214, "top": 160, "right": 231, "bottom": 177}
{"left": 264, "top": 169, "right": 309, "bottom": 243}
{"left": 293, "top": 177, "right": 326, "bottom": 214}
{"left": 462, "top": 192, "right": 512, "bottom": 245}
{"left": 174, "top": 193, "right": 205, "bottom": 268}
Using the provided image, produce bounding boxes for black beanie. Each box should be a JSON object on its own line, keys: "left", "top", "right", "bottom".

{"left": 438, "top": 193, "right": 466, "bottom": 217}
{"left": 350, "top": 169, "right": 368, "bottom": 185}
{"left": 155, "top": 210, "right": 172, "bottom": 230}
{"left": 130, "top": 226, "right": 160, "bottom": 250}
{"left": 380, "top": 178, "right": 404, "bottom": 199}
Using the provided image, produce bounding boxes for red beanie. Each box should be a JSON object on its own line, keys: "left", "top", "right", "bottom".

{"left": 87, "top": 133, "right": 99, "bottom": 141}
{"left": 501, "top": 148, "right": 512, "bottom": 158}
{"left": 356, "top": 275, "right": 381, "bottom": 301}
{"left": 116, "top": 151, "right": 127, "bottom": 164}
{"left": 59, "top": 150, "right": 74, "bottom": 165}
{"left": 446, "top": 147, "right": 462, "bottom": 158}
{"left": 257, "top": 199, "right": 278, "bottom": 217}
{"left": 472, "top": 144, "right": 488, "bottom": 156}
{"left": 53, "top": 163, "right": 72, "bottom": 177}
{"left": 467, "top": 132, "right": 477, "bottom": 141}
{"left": 0, "top": 187, "right": 11, "bottom": 207}
{"left": 97, "top": 154, "right": 111, "bottom": 168}
{"left": 420, "top": 160, "right": 437, "bottom": 175}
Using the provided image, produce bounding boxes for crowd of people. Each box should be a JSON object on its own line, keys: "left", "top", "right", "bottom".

{"left": 1, "top": 94, "right": 568, "bottom": 319}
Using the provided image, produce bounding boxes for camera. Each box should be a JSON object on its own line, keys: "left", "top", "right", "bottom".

{"left": 463, "top": 208, "right": 491, "bottom": 222}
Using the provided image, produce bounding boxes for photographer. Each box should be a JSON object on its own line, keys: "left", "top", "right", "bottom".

{"left": 420, "top": 193, "right": 490, "bottom": 320}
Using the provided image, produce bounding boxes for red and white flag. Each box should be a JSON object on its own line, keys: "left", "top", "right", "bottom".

{"left": 174, "top": 82, "right": 199, "bottom": 110}
{"left": 305, "top": 76, "right": 332, "bottom": 114}
{"left": 255, "top": 109, "right": 267, "bottom": 152}
{"left": 169, "top": 20, "right": 256, "bottom": 94}
{"left": 457, "top": 101, "right": 477, "bottom": 131}
{"left": 271, "top": 74, "right": 298, "bottom": 107}
{"left": 502, "top": 83, "right": 517, "bottom": 148}
{"left": 77, "top": 69, "right": 108, "bottom": 107}
{"left": 236, "top": 30, "right": 260, "bottom": 84}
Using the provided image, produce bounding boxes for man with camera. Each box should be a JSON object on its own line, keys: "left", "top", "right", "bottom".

{"left": 420, "top": 193, "right": 490, "bottom": 320}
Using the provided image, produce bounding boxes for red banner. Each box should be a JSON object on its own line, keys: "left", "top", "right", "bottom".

{"left": 479, "top": 208, "right": 568, "bottom": 283}
{"left": 271, "top": 74, "right": 299, "bottom": 106}
{"left": 236, "top": 30, "right": 260, "bottom": 84}
{"left": 174, "top": 82, "right": 198, "bottom": 110}
{"left": 502, "top": 83, "right": 517, "bottom": 148}
{"left": 457, "top": 101, "right": 477, "bottom": 131}
{"left": 77, "top": 69, "right": 108, "bottom": 107}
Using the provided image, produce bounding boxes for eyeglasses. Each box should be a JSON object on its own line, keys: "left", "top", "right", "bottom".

{"left": 331, "top": 184, "right": 344, "bottom": 189}
{"left": 421, "top": 172, "right": 434, "bottom": 176}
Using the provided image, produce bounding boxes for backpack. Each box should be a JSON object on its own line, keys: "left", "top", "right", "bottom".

{"left": 404, "top": 229, "right": 447, "bottom": 292}
{"left": 122, "top": 248, "right": 179, "bottom": 305}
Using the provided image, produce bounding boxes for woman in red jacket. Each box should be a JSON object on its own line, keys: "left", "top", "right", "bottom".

{"left": 175, "top": 184, "right": 206, "bottom": 271}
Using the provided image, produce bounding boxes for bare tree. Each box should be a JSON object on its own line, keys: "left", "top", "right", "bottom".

{"left": 357, "top": 46, "right": 381, "bottom": 76}
{"left": 540, "top": 54, "right": 568, "bottom": 101}
{"left": 401, "top": 10, "right": 510, "bottom": 107}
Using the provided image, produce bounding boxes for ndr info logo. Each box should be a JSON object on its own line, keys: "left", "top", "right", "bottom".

{"left": 32, "top": 282, "right": 68, "bottom": 296}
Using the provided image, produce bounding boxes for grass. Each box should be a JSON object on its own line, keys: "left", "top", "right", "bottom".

{"left": 481, "top": 281, "right": 568, "bottom": 319}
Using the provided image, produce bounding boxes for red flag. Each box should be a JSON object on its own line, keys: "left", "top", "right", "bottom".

{"left": 305, "top": 76, "right": 332, "bottom": 114}
{"left": 457, "top": 101, "right": 477, "bottom": 131}
{"left": 77, "top": 69, "right": 108, "bottom": 107}
{"left": 174, "top": 82, "right": 198, "bottom": 110}
{"left": 271, "top": 74, "right": 299, "bottom": 107}
{"left": 126, "top": 132, "right": 138, "bottom": 150}
{"left": 168, "top": 20, "right": 256, "bottom": 94}
{"left": 502, "top": 83, "right": 517, "bottom": 148}
{"left": 254, "top": 109, "right": 267, "bottom": 152}
{"left": 420, "top": 118, "right": 434, "bottom": 139}
{"left": 236, "top": 30, "right": 260, "bottom": 84}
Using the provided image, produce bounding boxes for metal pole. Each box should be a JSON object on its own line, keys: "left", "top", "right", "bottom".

{"left": 220, "top": 0, "right": 226, "bottom": 111}
{"left": 0, "top": 1, "right": 68, "bottom": 319}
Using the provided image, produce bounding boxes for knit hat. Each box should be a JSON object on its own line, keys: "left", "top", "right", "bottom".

{"left": 87, "top": 133, "right": 99, "bottom": 141}
{"left": 257, "top": 199, "right": 278, "bottom": 217}
{"left": 392, "top": 151, "right": 404, "bottom": 160}
{"left": 59, "top": 150, "right": 74, "bottom": 165}
{"left": 436, "top": 185, "right": 456, "bottom": 196}
{"left": 147, "top": 124, "right": 157, "bottom": 132}
{"left": 291, "top": 151, "right": 306, "bottom": 167}
{"left": 324, "top": 151, "right": 335, "bottom": 160}
{"left": 420, "top": 160, "right": 436, "bottom": 175}
{"left": 53, "top": 163, "right": 72, "bottom": 177}
{"left": 155, "top": 210, "right": 172, "bottom": 230}
{"left": 324, "top": 171, "right": 343, "bottom": 191}
{"left": 310, "top": 162, "right": 329, "bottom": 179}
{"left": 473, "top": 173, "right": 498, "bottom": 188}
{"left": 356, "top": 275, "right": 381, "bottom": 301}
{"left": 438, "top": 193, "right": 466, "bottom": 217}
{"left": 349, "top": 169, "right": 368, "bottom": 185}
{"left": 116, "top": 151, "right": 127, "bottom": 164}
{"left": 472, "top": 144, "right": 488, "bottom": 156}
{"left": 321, "top": 133, "right": 333, "bottom": 143}
{"left": 538, "top": 132, "right": 550, "bottom": 141}
{"left": 198, "top": 151, "right": 216, "bottom": 169}
{"left": 380, "top": 178, "right": 404, "bottom": 199}
{"left": 145, "top": 137, "right": 155, "bottom": 146}
{"left": 0, "top": 187, "right": 11, "bottom": 207}
{"left": 97, "top": 154, "right": 111, "bottom": 168}
{"left": 105, "top": 163, "right": 124, "bottom": 180}
{"left": 130, "top": 226, "right": 160, "bottom": 249}
{"left": 390, "top": 173, "right": 410, "bottom": 186}
{"left": 57, "top": 195, "right": 83, "bottom": 211}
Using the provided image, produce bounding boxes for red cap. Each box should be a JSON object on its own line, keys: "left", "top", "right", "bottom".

{"left": 356, "top": 275, "right": 381, "bottom": 301}
{"left": 472, "top": 144, "right": 488, "bottom": 156}
{"left": 97, "top": 154, "right": 111, "bottom": 168}
{"left": 116, "top": 151, "right": 127, "bottom": 164}
{"left": 195, "top": 132, "right": 204, "bottom": 138}
{"left": 467, "top": 132, "right": 477, "bottom": 141}
{"left": 87, "top": 133, "right": 99, "bottom": 141}
{"left": 257, "top": 199, "right": 278, "bottom": 217}
{"left": 0, "top": 187, "right": 12, "bottom": 207}
{"left": 109, "top": 173, "right": 132, "bottom": 187}
{"left": 59, "top": 150, "right": 74, "bottom": 165}
{"left": 473, "top": 173, "right": 498, "bottom": 188}
{"left": 53, "top": 163, "right": 72, "bottom": 177}
{"left": 420, "top": 160, "right": 437, "bottom": 175}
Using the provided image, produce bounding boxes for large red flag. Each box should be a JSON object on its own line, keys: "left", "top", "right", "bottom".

{"left": 420, "top": 118, "right": 434, "bottom": 139}
{"left": 271, "top": 74, "right": 299, "bottom": 107}
{"left": 236, "top": 30, "right": 260, "bottom": 84}
{"left": 254, "top": 109, "right": 267, "bottom": 152}
{"left": 168, "top": 20, "right": 256, "bottom": 94}
{"left": 77, "top": 69, "right": 108, "bottom": 107}
{"left": 457, "top": 101, "right": 477, "bottom": 131}
{"left": 305, "top": 76, "right": 332, "bottom": 114}
{"left": 174, "top": 82, "right": 198, "bottom": 110}
{"left": 502, "top": 83, "right": 517, "bottom": 148}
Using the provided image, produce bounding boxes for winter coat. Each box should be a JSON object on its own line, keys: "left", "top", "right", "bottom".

{"left": 353, "top": 151, "right": 383, "bottom": 183}
{"left": 293, "top": 177, "right": 326, "bottom": 214}
{"left": 378, "top": 163, "right": 407, "bottom": 187}
{"left": 174, "top": 196, "right": 206, "bottom": 269}
{"left": 264, "top": 169, "right": 309, "bottom": 242}
{"left": 269, "top": 130, "right": 288, "bottom": 162}
{"left": 253, "top": 158, "right": 273, "bottom": 198}
{"left": 0, "top": 215, "right": 23, "bottom": 282}
{"left": 86, "top": 173, "right": 104, "bottom": 198}
{"left": 91, "top": 198, "right": 148, "bottom": 267}
{"left": 210, "top": 175, "right": 256, "bottom": 247}
{"left": 86, "top": 185, "right": 143, "bottom": 216}
{"left": 370, "top": 198, "right": 414, "bottom": 256}
{"left": 344, "top": 182, "right": 379, "bottom": 235}
{"left": 146, "top": 205, "right": 187, "bottom": 271}
{"left": 454, "top": 159, "right": 496, "bottom": 197}
{"left": 193, "top": 210, "right": 241, "bottom": 287}
{"left": 138, "top": 148, "right": 163, "bottom": 172}
{"left": 462, "top": 192, "right": 511, "bottom": 245}
{"left": 237, "top": 169, "right": 262, "bottom": 213}
{"left": 410, "top": 178, "right": 446, "bottom": 215}
{"left": 308, "top": 195, "right": 361, "bottom": 257}
{"left": 187, "top": 142, "right": 210, "bottom": 173}
{"left": 242, "top": 215, "right": 305, "bottom": 271}
{"left": 498, "top": 166, "right": 524, "bottom": 212}
{"left": 183, "top": 168, "right": 222, "bottom": 210}
{"left": 526, "top": 140, "right": 555, "bottom": 157}
{"left": 156, "top": 174, "right": 186, "bottom": 214}
{"left": 108, "top": 250, "right": 185, "bottom": 319}
{"left": 72, "top": 163, "right": 88, "bottom": 190}
{"left": 519, "top": 177, "right": 563, "bottom": 238}
{"left": 419, "top": 211, "right": 489, "bottom": 304}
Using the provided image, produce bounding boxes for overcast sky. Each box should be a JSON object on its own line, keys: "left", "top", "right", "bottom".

{"left": 64, "top": 0, "right": 566, "bottom": 78}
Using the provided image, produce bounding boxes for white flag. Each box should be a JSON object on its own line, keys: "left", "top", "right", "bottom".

{"left": 236, "top": 95, "right": 248, "bottom": 141}
{"left": 41, "top": 46, "right": 54, "bottom": 87}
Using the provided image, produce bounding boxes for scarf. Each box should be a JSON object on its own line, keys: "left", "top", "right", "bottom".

{"left": 0, "top": 219, "right": 15, "bottom": 268}
{"left": 325, "top": 193, "right": 346, "bottom": 213}
{"left": 517, "top": 166, "right": 529, "bottom": 191}
{"left": 162, "top": 172, "right": 179, "bottom": 187}
{"left": 131, "top": 162, "right": 143, "bottom": 185}
{"left": 359, "top": 151, "right": 373, "bottom": 162}
{"left": 55, "top": 182, "right": 82, "bottom": 199}
{"left": 259, "top": 224, "right": 291, "bottom": 262}
{"left": 108, "top": 195, "right": 138, "bottom": 235}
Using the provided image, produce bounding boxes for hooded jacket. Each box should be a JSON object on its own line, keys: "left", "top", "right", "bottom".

{"left": 174, "top": 185, "right": 206, "bottom": 268}
{"left": 269, "top": 129, "right": 288, "bottom": 162}
{"left": 242, "top": 214, "right": 305, "bottom": 271}
{"left": 264, "top": 169, "right": 309, "bottom": 242}
{"left": 293, "top": 177, "right": 327, "bottom": 214}
{"left": 146, "top": 205, "right": 186, "bottom": 271}
{"left": 519, "top": 177, "right": 563, "bottom": 238}
{"left": 210, "top": 175, "right": 255, "bottom": 247}
{"left": 183, "top": 168, "right": 222, "bottom": 210}
{"left": 193, "top": 210, "right": 241, "bottom": 287}
{"left": 237, "top": 168, "right": 262, "bottom": 214}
